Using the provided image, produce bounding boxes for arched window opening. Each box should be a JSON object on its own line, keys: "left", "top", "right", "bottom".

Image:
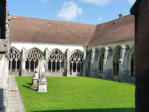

{"left": 113, "top": 47, "right": 121, "bottom": 76}
{"left": 87, "top": 50, "right": 92, "bottom": 75}
{"left": 48, "top": 49, "right": 64, "bottom": 73}
{"left": 131, "top": 53, "right": 135, "bottom": 77}
{"left": 70, "top": 50, "right": 83, "bottom": 75}
{"left": 99, "top": 49, "right": 105, "bottom": 73}
{"left": 8, "top": 47, "right": 21, "bottom": 72}
{"left": 25, "top": 48, "right": 43, "bottom": 72}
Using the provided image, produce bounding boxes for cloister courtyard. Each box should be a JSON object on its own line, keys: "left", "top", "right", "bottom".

{"left": 0, "top": 0, "right": 138, "bottom": 112}
{"left": 16, "top": 76, "right": 135, "bottom": 112}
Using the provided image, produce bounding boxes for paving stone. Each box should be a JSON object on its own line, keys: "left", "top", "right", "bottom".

{"left": 6, "top": 75, "right": 26, "bottom": 112}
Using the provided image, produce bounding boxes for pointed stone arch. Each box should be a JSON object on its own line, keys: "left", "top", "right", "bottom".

{"left": 112, "top": 46, "right": 122, "bottom": 76}
{"left": 128, "top": 47, "right": 135, "bottom": 78}
{"left": 98, "top": 48, "right": 105, "bottom": 73}
{"left": 25, "top": 48, "right": 43, "bottom": 72}
{"left": 87, "top": 49, "right": 92, "bottom": 76}
{"left": 48, "top": 49, "right": 65, "bottom": 73}
{"left": 69, "top": 50, "right": 84, "bottom": 76}
{"left": 8, "top": 47, "right": 21, "bottom": 72}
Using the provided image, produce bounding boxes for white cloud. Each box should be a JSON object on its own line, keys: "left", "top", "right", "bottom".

{"left": 58, "top": 2, "right": 82, "bottom": 21}
{"left": 80, "top": 0, "right": 110, "bottom": 6}
{"left": 128, "top": 0, "right": 136, "bottom": 5}
{"left": 97, "top": 17, "right": 103, "bottom": 21}
{"left": 40, "top": 0, "right": 48, "bottom": 3}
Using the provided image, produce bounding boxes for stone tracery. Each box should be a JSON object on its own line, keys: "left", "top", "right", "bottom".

{"left": 69, "top": 50, "right": 83, "bottom": 75}
{"left": 7, "top": 46, "right": 134, "bottom": 82}
{"left": 8, "top": 47, "right": 21, "bottom": 72}
{"left": 25, "top": 48, "right": 43, "bottom": 72}
{"left": 48, "top": 49, "right": 64, "bottom": 72}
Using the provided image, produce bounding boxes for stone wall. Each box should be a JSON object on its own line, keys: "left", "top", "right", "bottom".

{"left": 0, "top": 54, "right": 8, "bottom": 111}
{"left": 0, "top": 0, "right": 6, "bottom": 39}
{"left": 0, "top": 0, "right": 9, "bottom": 52}
{"left": 0, "top": 0, "right": 9, "bottom": 111}
{"left": 85, "top": 39, "right": 134, "bottom": 83}
{"left": 9, "top": 40, "right": 135, "bottom": 83}
{"left": 131, "top": 0, "right": 149, "bottom": 111}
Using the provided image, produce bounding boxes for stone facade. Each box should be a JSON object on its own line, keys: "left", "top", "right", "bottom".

{"left": 85, "top": 39, "right": 135, "bottom": 83}
{"left": 8, "top": 46, "right": 84, "bottom": 77}
{"left": 7, "top": 39, "right": 135, "bottom": 83}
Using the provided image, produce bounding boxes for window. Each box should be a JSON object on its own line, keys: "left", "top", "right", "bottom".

{"left": 8, "top": 47, "right": 21, "bottom": 72}
{"left": 99, "top": 48, "right": 105, "bottom": 73}
{"left": 70, "top": 50, "right": 83, "bottom": 75}
{"left": 48, "top": 49, "right": 64, "bottom": 72}
{"left": 113, "top": 47, "right": 121, "bottom": 76}
{"left": 25, "top": 48, "right": 43, "bottom": 72}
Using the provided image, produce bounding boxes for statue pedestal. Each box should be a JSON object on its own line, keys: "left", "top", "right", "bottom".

{"left": 37, "top": 81, "right": 47, "bottom": 92}
{"left": 32, "top": 79, "right": 38, "bottom": 86}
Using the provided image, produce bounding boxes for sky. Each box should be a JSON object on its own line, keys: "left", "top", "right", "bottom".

{"left": 8, "top": 0, "right": 136, "bottom": 25}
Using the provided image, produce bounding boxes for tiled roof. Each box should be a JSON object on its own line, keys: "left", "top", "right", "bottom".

{"left": 9, "top": 15, "right": 135, "bottom": 46}
{"left": 9, "top": 16, "right": 96, "bottom": 45}
{"left": 88, "top": 15, "right": 135, "bottom": 46}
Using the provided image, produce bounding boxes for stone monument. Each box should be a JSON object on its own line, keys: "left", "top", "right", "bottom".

{"left": 37, "top": 58, "right": 47, "bottom": 92}
{"left": 32, "top": 65, "right": 39, "bottom": 86}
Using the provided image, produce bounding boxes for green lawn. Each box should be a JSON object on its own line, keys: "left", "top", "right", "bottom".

{"left": 16, "top": 76, "right": 135, "bottom": 112}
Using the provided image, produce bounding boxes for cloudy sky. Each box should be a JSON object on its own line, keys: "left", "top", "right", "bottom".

{"left": 8, "top": 0, "right": 136, "bottom": 25}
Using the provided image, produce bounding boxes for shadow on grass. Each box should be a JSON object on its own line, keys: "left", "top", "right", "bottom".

{"left": 32, "top": 108, "right": 135, "bottom": 112}
{"left": 23, "top": 85, "right": 37, "bottom": 91}
{"left": 27, "top": 82, "right": 32, "bottom": 86}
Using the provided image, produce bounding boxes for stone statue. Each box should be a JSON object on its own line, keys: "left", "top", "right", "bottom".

{"left": 32, "top": 65, "right": 39, "bottom": 86}
{"left": 37, "top": 58, "right": 47, "bottom": 92}
{"left": 38, "top": 59, "right": 47, "bottom": 83}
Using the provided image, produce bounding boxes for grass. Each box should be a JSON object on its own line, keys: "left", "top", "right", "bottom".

{"left": 16, "top": 76, "right": 135, "bottom": 112}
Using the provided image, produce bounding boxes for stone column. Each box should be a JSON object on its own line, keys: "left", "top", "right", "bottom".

{"left": 44, "top": 48, "right": 49, "bottom": 73}
{"left": 90, "top": 48, "right": 99, "bottom": 77}
{"left": 21, "top": 48, "right": 26, "bottom": 76}
{"left": 96, "top": 48, "right": 103, "bottom": 78}
{"left": 65, "top": 49, "right": 70, "bottom": 76}
{"left": 82, "top": 47, "right": 87, "bottom": 76}
{"left": 119, "top": 45, "right": 130, "bottom": 82}
{"left": 103, "top": 47, "right": 113, "bottom": 79}
{"left": 89, "top": 48, "right": 95, "bottom": 77}
{"left": 0, "top": 54, "right": 9, "bottom": 111}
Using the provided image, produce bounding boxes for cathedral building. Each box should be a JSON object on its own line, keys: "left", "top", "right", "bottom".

{"left": 8, "top": 14, "right": 135, "bottom": 83}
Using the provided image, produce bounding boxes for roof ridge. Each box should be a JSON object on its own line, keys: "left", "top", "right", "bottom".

{"left": 11, "top": 15, "right": 95, "bottom": 26}
{"left": 96, "top": 14, "right": 132, "bottom": 26}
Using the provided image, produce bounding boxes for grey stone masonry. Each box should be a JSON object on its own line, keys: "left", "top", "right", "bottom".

{"left": 90, "top": 48, "right": 99, "bottom": 77}
{"left": 103, "top": 47, "right": 113, "bottom": 80}
{"left": 7, "top": 75, "right": 26, "bottom": 112}
{"left": 119, "top": 45, "right": 130, "bottom": 82}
